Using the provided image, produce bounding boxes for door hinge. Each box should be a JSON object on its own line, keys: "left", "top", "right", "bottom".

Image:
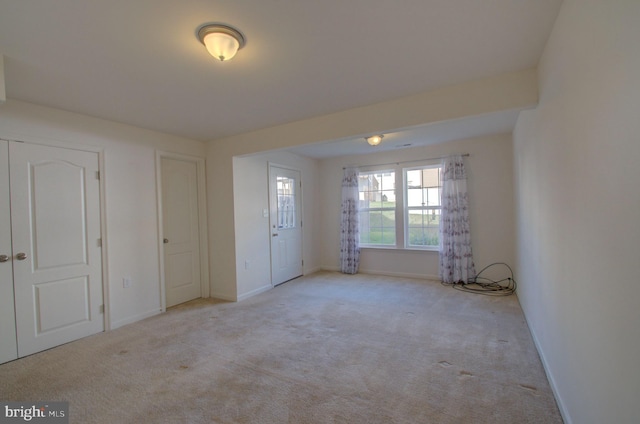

{"left": 97, "top": 238, "right": 102, "bottom": 247}
{"left": 99, "top": 304, "right": 104, "bottom": 314}
{"left": 95, "top": 171, "right": 100, "bottom": 180}
{"left": 302, "top": 260, "right": 304, "bottom": 266}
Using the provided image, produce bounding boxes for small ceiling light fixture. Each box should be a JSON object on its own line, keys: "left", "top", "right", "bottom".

{"left": 366, "top": 135, "right": 384, "bottom": 146}
{"left": 197, "top": 23, "right": 246, "bottom": 62}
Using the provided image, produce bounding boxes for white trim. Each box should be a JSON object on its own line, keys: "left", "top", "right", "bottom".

{"left": 359, "top": 245, "right": 439, "bottom": 252}
{"left": 357, "top": 162, "right": 443, "bottom": 251}
{"left": 0, "top": 131, "right": 103, "bottom": 153}
{"left": 210, "top": 291, "right": 237, "bottom": 302}
{"left": 97, "top": 149, "right": 110, "bottom": 331}
{"left": 237, "top": 284, "right": 272, "bottom": 302}
{"left": 110, "top": 308, "right": 162, "bottom": 330}
{"left": 304, "top": 266, "right": 322, "bottom": 275}
{"left": 320, "top": 265, "right": 439, "bottom": 281}
{"left": 520, "top": 301, "right": 572, "bottom": 424}
{"left": 402, "top": 163, "right": 442, "bottom": 250}
{"left": 155, "top": 151, "right": 210, "bottom": 311}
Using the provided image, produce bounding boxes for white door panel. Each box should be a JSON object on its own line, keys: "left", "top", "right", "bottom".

{"left": 10, "top": 142, "right": 104, "bottom": 357}
{"left": 269, "top": 166, "right": 303, "bottom": 286}
{"left": 0, "top": 140, "right": 17, "bottom": 364}
{"left": 162, "top": 158, "right": 201, "bottom": 307}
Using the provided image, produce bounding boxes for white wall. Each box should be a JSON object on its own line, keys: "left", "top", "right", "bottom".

{"left": 513, "top": 1, "right": 640, "bottom": 423}
{"left": 232, "top": 151, "right": 320, "bottom": 301}
{"left": 319, "top": 134, "right": 515, "bottom": 280}
{"left": 0, "top": 100, "right": 206, "bottom": 329}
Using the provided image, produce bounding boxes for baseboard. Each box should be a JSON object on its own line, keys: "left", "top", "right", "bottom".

{"left": 110, "top": 308, "right": 162, "bottom": 330}
{"left": 304, "top": 266, "right": 322, "bottom": 275}
{"left": 520, "top": 302, "right": 572, "bottom": 424}
{"left": 237, "top": 284, "right": 272, "bottom": 302}
{"left": 320, "top": 265, "right": 438, "bottom": 281}
{"left": 210, "top": 291, "right": 237, "bottom": 302}
{"left": 321, "top": 265, "right": 340, "bottom": 272}
{"left": 360, "top": 269, "right": 440, "bottom": 281}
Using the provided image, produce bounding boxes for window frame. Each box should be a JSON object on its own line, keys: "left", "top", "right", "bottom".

{"left": 357, "top": 169, "right": 397, "bottom": 247}
{"left": 356, "top": 161, "right": 442, "bottom": 251}
{"left": 403, "top": 164, "right": 442, "bottom": 251}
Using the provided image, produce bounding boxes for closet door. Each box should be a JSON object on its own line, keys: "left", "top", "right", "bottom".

{"left": 0, "top": 140, "right": 18, "bottom": 364}
{"left": 10, "top": 142, "right": 104, "bottom": 357}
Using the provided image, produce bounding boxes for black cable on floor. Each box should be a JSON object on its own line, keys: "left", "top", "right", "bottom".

{"left": 441, "top": 262, "right": 517, "bottom": 296}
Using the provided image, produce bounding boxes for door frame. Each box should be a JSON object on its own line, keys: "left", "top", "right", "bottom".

{"left": 0, "top": 135, "right": 110, "bottom": 331}
{"left": 267, "top": 162, "right": 304, "bottom": 286}
{"left": 156, "top": 151, "right": 209, "bottom": 311}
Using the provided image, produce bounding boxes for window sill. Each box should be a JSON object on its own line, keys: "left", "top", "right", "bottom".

{"left": 360, "top": 245, "right": 439, "bottom": 253}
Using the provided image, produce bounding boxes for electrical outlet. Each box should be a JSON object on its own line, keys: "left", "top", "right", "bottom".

{"left": 123, "top": 277, "right": 132, "bottom": 288}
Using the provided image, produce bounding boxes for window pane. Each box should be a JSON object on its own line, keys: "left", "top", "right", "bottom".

{"left": 406, "top": 170, "right": 421, "bottom": 188}
{"left": 422, "top": 167, "right": 440, "bottom": 188}
{"left": 426, "top": 187, "right": 440, "bottom": 206}
{"left": 407, "top": 187, "right": 423, "bottom": 207}
{"left": 403, "top": 166, "right": 442, "bottom": 248}
{"left": 368, "top": 211, "right": 383, "bottom": 228}
{"left": 426, "top": 208, "right": 440, "bottom": 226}
{"left": 277, "top": 176, "right": 296, "bottom": 229}
{"left": 358, "top": 170, "right": 396, "bottom": 245}
{"left": 407, "top": 209, "right": 425, "bottom": 225}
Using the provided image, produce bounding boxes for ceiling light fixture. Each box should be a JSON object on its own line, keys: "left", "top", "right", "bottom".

{"left": 366, "top": 135, "right": 384, "bottom": 146}
{"left": 197, "top": 23, "right": 246, "bottom": 62}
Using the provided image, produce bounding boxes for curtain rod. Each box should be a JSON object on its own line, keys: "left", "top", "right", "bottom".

{"left": 343, "top": 153, "right": 470, "bottom": 170}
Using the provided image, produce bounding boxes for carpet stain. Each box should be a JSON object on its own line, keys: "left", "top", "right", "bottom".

{"left": 459, "top": 370, "right": 473, "bottom": 377}
{"left": 118, "top": 350, "right": 128, "bottom": 355}
{"left": 405, "top": 311, "right": 415, "bottom": 316}
{"left": 519, "top": 384, "right": 538, "bottom": 392}
{"left": 498, "top": 339, "right": 509, "bottom": 343}
{"left": 438, "top": 361, "right": 452, "bottom": 367}
{"left": 179, "top": 365, "right": 189, "bottom": 370}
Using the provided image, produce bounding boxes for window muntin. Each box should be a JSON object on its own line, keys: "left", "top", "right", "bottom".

{"left": 358, "top": 170, "right": 396, "bottom": 246}
{"left": 405, "top": 166, "right": 441, "bottom": 248}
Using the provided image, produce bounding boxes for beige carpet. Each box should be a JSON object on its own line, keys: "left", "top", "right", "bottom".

{"left": 0, "top": 272, "right": 562, "bottom": 423}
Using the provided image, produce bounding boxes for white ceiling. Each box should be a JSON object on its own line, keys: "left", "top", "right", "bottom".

{"left": 0, "top": 0, "right": 562, "bottom": 146}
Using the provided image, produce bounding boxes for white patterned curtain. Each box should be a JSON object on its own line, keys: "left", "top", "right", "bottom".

{"left": 439, "top": 155, "right": 476, "bottom": 283}
{"left": 340, "top": 167, "right": 360, "bottom": 274}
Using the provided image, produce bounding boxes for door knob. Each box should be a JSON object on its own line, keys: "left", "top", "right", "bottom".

{"left": 163, "top": 238, "right": 169, "bottom": 244}
{"left": 16, "top": 252, "right": 27, "bottom": 260}
{"left": 0, "top": 254, "right": 8, "bottom": 262}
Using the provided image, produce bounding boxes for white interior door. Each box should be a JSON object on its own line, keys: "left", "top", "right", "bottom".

{"left": 269, "top": 165, "right": 303, "bottom": 286}
{"left": 161, "top": 157, "right": 201, "bottom": 307}
{"left": 0, "top": 140, "right": 18, "bottom": 364}
{"left": 10, "top": 142, "right": 104, "bottom": 357}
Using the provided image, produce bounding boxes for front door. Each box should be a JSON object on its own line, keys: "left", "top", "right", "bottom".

{"left": 10, "top": 142, "right": 104, "bottom": 357}
{"left": 161, "top": 157, "right": 202, "bottom": 307}
{"left": 269, "top": 165, "right": 303, "bottom": 286}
